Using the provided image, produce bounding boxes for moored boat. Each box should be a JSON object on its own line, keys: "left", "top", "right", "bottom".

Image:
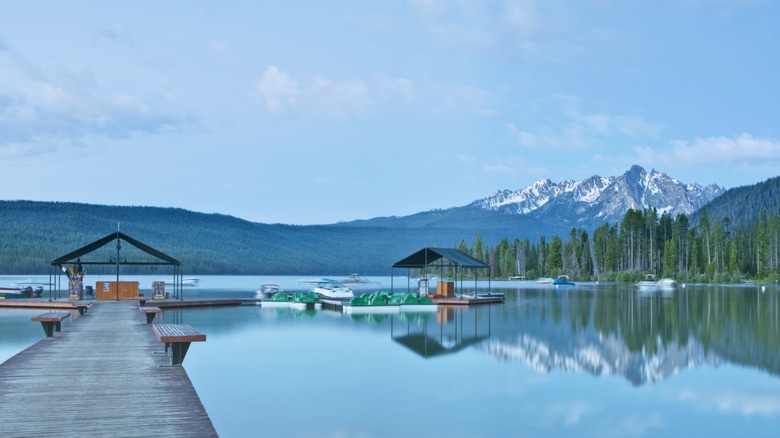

{"left": 657, "top": 278, "right": 676, "bottom": 290}
{"left": 553, "top": 275, "right": 575, "bottom": 286}
{"left": 339, "top": 273, "right": 378, "bottom": 285}
{"left": 256, "top": 283, "right": 282, "bottom": 299}
{"left": 636, "top": 274, "right": 659, "bottom": 291}
{"left": 312, "top": 281, "right": 354, "bottom": 299}
{"left": 0, "top": 286, "right": 42, "bottom": 299}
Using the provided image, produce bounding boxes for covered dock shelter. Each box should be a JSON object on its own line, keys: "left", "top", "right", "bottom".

{"left": 49, "top": 232, "right": 183, "bottom": 301}
{"left": 391, "top": 247, "right": 491, "bottom": 297}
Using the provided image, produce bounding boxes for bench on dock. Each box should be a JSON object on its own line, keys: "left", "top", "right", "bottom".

{"left": 74, "top": 301, "right": 93, "bottom": 315}
{"left": 31, "top": 312, "right": 70, "bottom": 337}
{"left": 152, "top": 324, "right": 206, "bottom": 366}
{"left": 135, "top": 296, "right": 148, "bottom": 307}
{"left": 140, "top": 306, "right": 162, "bottom": 324}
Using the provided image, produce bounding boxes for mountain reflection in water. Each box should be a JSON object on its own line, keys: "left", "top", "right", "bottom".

{"left": 456, "top": 284, "right": 778, "bottom": 385}
{"left": 177, "top": 282, "right": 779, "bottom": 386}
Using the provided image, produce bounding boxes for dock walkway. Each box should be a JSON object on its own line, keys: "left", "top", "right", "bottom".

{"left": 0, "top": 300, "right": 217, "bottom": 437}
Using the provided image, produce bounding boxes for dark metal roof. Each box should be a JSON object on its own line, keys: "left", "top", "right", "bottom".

{"left": 50, "top": 232, "right": 180, "bottom": 266}
{"left": 392, "top": 333, "right": 488, "bottom": 358}
{"left": 392, "top": 247, "right": 488, "bottom": 269}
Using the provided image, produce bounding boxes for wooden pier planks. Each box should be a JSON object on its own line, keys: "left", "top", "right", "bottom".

{"left": 0, "top": 301, "right": 217, "bottom": 437}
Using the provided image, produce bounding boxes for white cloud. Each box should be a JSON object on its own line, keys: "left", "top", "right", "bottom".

{"left": 407, "top": 0, "right": 557, "bottom": 52}
{"left": 676, "top": 387, "right": 780, "bottom": 417}
{"left": 603, "top": 413, "right": 665, "bottom": 438}
{"left": 506, "top": 95, "right": 663, "bottom": 151}
{"left": 254, "top": 66, "right": 301, "bottom": 114}
{"left": 544, "top": 401, "right": 597, "bottom": 426}
{"left": 505, "top": 122, "right": 589, "bottom": 150}
{"left": 441, "top": 85, "right": 495, "bottom": 115}
{"left": 310, "top": 77, "right": 371, "bottom": 115}
{"left": 670, "top": 133, "right": 780, "bottom": 165}
{"left": 383, "top": 78, "right": 415, "bottom": 101}
{"left": 0, "top": 39, "right": 187, "bottom": 157}
{"left": 253, "top": 66, "right": 373, "bottom": 118}
{"left": 608, "top": 133, "right": 780, "bottom": 171}
{"left": 254, "top": 67, "right": 434, "bottom": 118}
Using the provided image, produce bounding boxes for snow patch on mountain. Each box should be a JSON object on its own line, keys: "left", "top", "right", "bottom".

{"left": 475, "top": 165, "right": 722, "bottom": 225}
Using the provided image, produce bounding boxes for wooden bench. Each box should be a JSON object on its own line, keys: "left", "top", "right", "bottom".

{"left": 140, "top": 306, "right": 162, "bottom": 324}
{"left": 31, "top": 312, "right": 70, "bottom": 337}
{"left": 135, "top": 296, "right": 148, "bottom": 307}
{"left": 152, "top": 324, "right": 206, "bottom": 366}
{"left": 73, "top": 301, "right": 93, "bottom": 315}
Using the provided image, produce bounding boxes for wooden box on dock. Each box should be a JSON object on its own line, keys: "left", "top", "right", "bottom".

{"left": 437, "top": 281, "right": 454, "bottom": 297}
{"left": 95, "top": 281, "right": 140, "bottom": 300}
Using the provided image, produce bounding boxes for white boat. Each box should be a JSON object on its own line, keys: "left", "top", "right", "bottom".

{"left": 182, "top": 277, "right": 200, "bottom": 286}
{"left": 0, "top": 285, "right": 42, "bottom": 298}
{"left": 256, "top": 283, "right": 282, "bottom": 299}
{"left": 339, "top": 273, "right": 378, "bottom": 285}
{"left": 536, "top": 277, "right": 554, "bottom": 285}
{"left": 312, "top": 282, "right": 354, "bottom": 299}
{"left": 657, "top": 278, "right": 676, "bottom": 290}
{"left": 636, "top": 274, "right": 659, "bottom": 291}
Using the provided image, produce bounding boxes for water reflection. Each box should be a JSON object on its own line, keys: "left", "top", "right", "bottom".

{"left": 482, "top": 283, "right": 780, "bottom": 385}
{"left": 178, "top": 283, "right": 780, "bottom": 386}
{"left": 390, "top": 310, "right": 489, "bottom": 358}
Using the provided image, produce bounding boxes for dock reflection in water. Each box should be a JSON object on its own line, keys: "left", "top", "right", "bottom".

{"left": 173, "top": 283, "right": 780, "bottom": 437}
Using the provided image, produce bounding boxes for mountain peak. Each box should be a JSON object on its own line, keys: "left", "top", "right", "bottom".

{"left": 476, "top": 166, "right": 723, "bottom": 226}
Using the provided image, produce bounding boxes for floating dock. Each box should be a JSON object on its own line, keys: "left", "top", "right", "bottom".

{"left": 431, "top": 295, "right": 505, "bottom": 306}
{"left": 0, "top": 300, "right": 218, "bottom": 437}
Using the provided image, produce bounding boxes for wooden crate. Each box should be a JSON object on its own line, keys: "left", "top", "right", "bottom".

{"left": 437, "top": 281, "right": 454, "bottom": 297}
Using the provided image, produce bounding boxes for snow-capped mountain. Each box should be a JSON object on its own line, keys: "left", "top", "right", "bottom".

{"left": 474, "top": 165, "right": 723, "bottom": 226}
{"left": 336, "top": 164, "right": 725, "bottom": 242}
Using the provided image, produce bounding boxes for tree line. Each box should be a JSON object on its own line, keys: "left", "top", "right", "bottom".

{"left": 454, "top": 208, "right": 780, "bottom": 284}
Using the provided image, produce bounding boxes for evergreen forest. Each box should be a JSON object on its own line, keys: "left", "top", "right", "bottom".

{"left": 456, "top": 207, "right": 780, "bottom": 284}
{"left": 1, "top": 176, "right": 777, "bottom": 280}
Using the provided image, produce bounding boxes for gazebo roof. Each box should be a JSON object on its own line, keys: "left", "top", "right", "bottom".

{"left": 50, "top": 232, "right": 180, "bottom": 266}
{"left": 392, "top": 247, "right": 488, "bottom": 269}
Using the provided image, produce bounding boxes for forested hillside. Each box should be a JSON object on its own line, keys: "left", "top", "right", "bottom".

{"left": 1, "top": 174, "right": 777, "bottom": 278}
{"left": 441, "top": 175, "right": 780, "bottom": 283}
{"left": 690, "top": 176, "right": 780, "bottom": 225}
{"left": 0, "top": 201, "right": 474, "bottom": 275}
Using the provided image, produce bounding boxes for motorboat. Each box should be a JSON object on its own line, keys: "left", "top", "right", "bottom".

{"left": 339, "top": 273, "right": 378, "bottom": 285}
{"left": 0, "top": 287, "right": 25, "bottom": 298}
{"left": 312, "top": 281, "right": 354, "bottom": 299}
{"left": 657, "top": 278, "right": 676, "bottom": 290}
{"left": 182, "top": 277, "right": 200, "bottom": 286}
{"left": 636, "top": 274, "right": 659, "bottom": 291}
{"left": 0, "top": 286, "right": 42, "bottom": 298}
{"left": 256, "top": 283, "right": 282, "bottom": 299}
{"left": 553, "top": 275, "right": 575, "bottom": 286}
{"left": 536, "top": 277, "right": 554, "bottom": 285}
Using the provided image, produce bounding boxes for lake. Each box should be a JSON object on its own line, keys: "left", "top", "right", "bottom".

{"left": 2, "top": 275, "right": 780, "bottom": 437}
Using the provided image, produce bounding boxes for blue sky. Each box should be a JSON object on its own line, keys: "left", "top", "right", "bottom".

{"left": 1, "top": 1, "right": 778, "bottom": 225}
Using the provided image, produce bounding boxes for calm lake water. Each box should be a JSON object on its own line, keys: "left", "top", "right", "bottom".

{"left": 3, "top": 275, "right": 780, "bottom": 437}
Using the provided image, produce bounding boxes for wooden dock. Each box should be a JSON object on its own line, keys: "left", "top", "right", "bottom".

{"left": 0, "top": 298, "right": 94, "bottom": 310}
{"left": 0, "top": 300, "right": 217, "bottom": 437}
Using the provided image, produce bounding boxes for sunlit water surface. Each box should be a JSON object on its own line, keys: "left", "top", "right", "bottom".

{"left": 2, "top": 275, "right": 780, "bottom": 437}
